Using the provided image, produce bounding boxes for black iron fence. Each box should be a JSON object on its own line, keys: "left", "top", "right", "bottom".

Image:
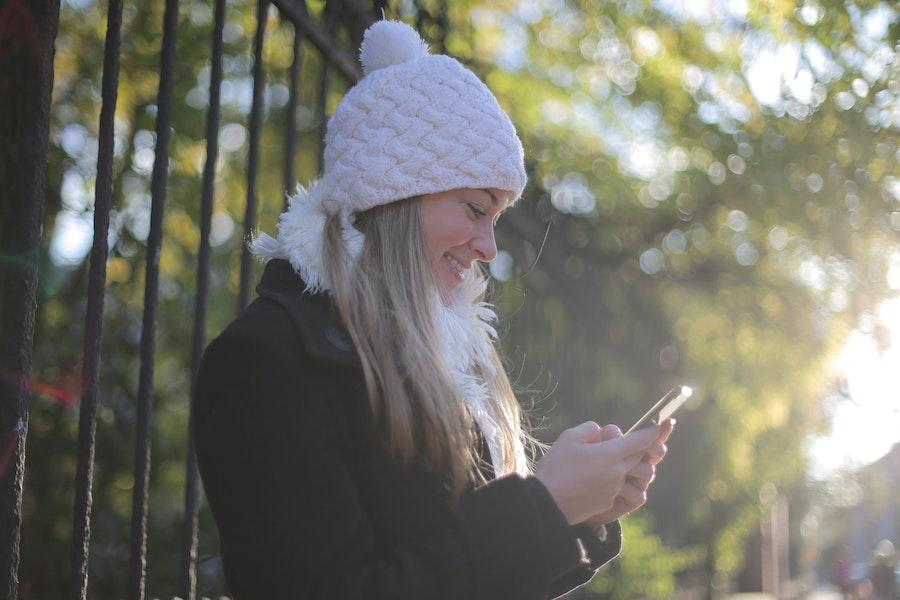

{"left": 0, "top": 1, "right": 393, "bottom": 598}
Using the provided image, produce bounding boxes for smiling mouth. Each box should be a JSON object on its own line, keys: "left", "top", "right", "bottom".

{"left": 443, "top": 253, "right": 466, "bottom": 280}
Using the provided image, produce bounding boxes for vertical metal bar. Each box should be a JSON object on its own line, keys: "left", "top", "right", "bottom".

{"left": 128, "top": 0, "right": 180, "bottom": 597}
{"left": 282, "top": 25, "right": 303, "bottom": 211}
{"left": 179, "top": 0, "right": 226, "bottom": 596}
{"left": 414, "top": 1, "right": 426, "bottom": 38}
{"left": 315, "top": 0, "right": 334, "bottom": 176}
{"left": 0, "top": 0, "right": 61, "bottom": 597}
{"left": 435, "top": 0, "right": 448, "bottom": 54}
{"left": 69, "top": 0, "right": 124, "bottom": 597}
{"left": 237, "top": 0, "right": 270, "bottom": 313}
{"left": 373, "top": 0, "right": 388, "bottom": 18}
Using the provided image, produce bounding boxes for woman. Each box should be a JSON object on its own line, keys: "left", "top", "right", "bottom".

{"left": 193, "top": 19, "right": 673, "bottom": 599}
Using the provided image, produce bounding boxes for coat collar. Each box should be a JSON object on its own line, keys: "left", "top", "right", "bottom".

{"left": 255, "top": 258, "right": 360, "bottom": 367}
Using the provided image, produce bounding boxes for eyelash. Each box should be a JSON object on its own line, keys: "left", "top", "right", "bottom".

{"left": 467, "top": 203, "right": 487, "bottom": 218}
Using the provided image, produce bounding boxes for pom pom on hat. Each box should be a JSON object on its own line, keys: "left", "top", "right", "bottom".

{"left": 359, "top": 20, "right": 430, "bottom": 76}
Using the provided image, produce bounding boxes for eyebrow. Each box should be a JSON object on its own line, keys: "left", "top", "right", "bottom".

{"left": 479, "top": 188, "right": 508, "bottom": 212}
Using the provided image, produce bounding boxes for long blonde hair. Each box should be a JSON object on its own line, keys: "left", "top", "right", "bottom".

{"left": 323, "top": 197, "right": 542, "bottom": 495}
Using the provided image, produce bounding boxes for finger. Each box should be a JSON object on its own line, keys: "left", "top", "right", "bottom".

{"left": 627, "top": 473, "right": 655, "bottom": 493}
{"left": 658, "top": 418, "right": 676, "bottom": 443}
{"left": 599, "top": 424, "right": 623, "bottom": 442}
{"left": 606, "top": 425, "right": 661, "bottom": 458}
{"left": 617, "top": 483, "right": 647, "bottom": 511}
{"left": 620, "top": 450, "right": 646, "bottom": 473}
{"left": 565, "top": 421, "right": 602, "bottom": 443}
{"left": 644, "top": 441, "right": 667, "bottom": 466}
{"left": 627, "top": 475, "right": 654, "bottom": 494}
{"left": 625, "top": 476, "right": 652, "bottom": 495}
{"left": 627, "top": 462, "right": 655, "bottom": 488}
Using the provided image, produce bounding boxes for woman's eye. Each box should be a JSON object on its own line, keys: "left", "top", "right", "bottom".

{"left": 467, "top": 203, "right": 486, "bottom": 218}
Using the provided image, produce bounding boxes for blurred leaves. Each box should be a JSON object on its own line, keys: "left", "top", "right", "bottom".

{"left": 589, "top": 516, "right": 706, "bottom": 599}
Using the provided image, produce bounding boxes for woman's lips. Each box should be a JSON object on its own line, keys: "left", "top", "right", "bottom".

{"left": 444, "top": 253, "right": 466, "bottom": 281}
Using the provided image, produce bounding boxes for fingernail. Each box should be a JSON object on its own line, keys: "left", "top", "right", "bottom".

{"left": 670, "top": 419, "right": 677, "bottom": 426}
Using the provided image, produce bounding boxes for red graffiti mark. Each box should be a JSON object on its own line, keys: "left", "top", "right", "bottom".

{"left": 1, "top": 367, "right": 84, "bottom": 409}
{"left": 0, "top": 0, "right": 44, "bottom": 60}
{"left": 29, "top": 376, "right": 80, "bottom": 408}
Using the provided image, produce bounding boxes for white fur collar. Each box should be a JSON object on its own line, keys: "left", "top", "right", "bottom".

{"left": 251, "top": 181, "right": 525, "bottom": 476}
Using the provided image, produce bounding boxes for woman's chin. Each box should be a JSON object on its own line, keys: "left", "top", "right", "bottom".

{"left": 436, "top": 275, "right": 464, "bottom": 304}
{"left": 436, "top": 280, "right": 453, "bottom": 304}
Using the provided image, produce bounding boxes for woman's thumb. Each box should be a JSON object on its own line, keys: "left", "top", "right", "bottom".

{"left": 599, "top": 424, "right": 623, "bottom": 441}
{"left": 567, "top": 420, "right": 603, "bottom": 442}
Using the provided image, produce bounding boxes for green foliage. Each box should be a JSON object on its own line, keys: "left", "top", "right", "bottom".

{"left": 588, "top": 515, "right": 706, "bottom": 599}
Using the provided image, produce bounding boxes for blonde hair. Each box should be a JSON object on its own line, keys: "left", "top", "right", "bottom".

{"left": 323, "top": 198, "right": 543, "bottom": 495}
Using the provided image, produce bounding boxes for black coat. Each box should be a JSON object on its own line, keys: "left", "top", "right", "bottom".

{"left": 193, "top": 258, "right": 622, "bottom": 599}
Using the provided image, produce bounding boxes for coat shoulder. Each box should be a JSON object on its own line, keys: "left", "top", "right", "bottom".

{"left": 253, "top": 259, "right": 359, "bottom": 366}
{"left": 214, "top": 295, "right": 298, "bottom": 355}
{"left": 197, "top": 297, "right": 299, "bottom": 387}
{"left": 195, "top": 290, "right": 365, "bottom": 425}
{"left": 195, "top": 300, "right": 302, "bottom": 414}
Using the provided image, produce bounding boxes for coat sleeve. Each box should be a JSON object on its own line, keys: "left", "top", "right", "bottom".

{"left": 545, "top": 521, "right": 623, "bottom": 599}
{"left": 193, "top": 327, "right": 601, "bottom": 600}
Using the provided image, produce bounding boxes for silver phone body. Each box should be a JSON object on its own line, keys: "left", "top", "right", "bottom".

{"left": 626, "top": 386, "right": 692, "bottom": 434}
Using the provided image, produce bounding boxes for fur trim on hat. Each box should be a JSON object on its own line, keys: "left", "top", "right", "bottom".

{"left": 251, "top": 180, "right": 363, "bottom": 294}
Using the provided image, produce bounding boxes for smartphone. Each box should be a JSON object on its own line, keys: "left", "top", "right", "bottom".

{"left": 625, "top": 385, "right": 692, "bottom": 434}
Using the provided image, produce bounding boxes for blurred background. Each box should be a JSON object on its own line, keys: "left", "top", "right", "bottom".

{"left": 7, "top": 0, "right": 898, "bottom": 598}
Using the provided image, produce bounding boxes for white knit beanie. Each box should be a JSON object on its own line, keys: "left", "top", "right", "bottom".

{"left": 318, "top": 19, "right": 528, "bottom": 215}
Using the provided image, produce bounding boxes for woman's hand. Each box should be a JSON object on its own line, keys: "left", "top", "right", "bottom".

{"left": 581, "top": 419, "right": 675, "bottom": 528}
{"left": 534, "top": 421, "right": 663, "bottom": 525}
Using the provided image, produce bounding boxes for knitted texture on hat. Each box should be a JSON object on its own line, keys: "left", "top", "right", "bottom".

{"left": 322, "top": 19, "right": 527, "bottom": 214}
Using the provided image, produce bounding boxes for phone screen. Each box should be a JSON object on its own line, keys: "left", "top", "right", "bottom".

{"left": 626, "top": 386, "right": 692, "bottom": 434}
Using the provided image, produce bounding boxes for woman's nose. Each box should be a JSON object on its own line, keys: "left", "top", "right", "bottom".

{"left": 470, "top": 223, "right": 498, "bottom": 262}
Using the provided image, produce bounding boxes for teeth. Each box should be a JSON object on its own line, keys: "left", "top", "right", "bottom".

{"left": 445, "top": 254, "right": 465, "bottom": 278}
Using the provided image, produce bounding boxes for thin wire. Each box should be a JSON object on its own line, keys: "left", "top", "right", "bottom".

{"left": 520, "top": 219, "right": 552, "bottom": 278}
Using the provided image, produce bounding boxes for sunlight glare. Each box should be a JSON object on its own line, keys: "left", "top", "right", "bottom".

{"left": 809, "top": 297, "right": 900, "bottom": 479}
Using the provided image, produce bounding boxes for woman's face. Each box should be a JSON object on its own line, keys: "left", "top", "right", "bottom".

{"left": 420, "top": 187, "right": 513, "bottom": 298}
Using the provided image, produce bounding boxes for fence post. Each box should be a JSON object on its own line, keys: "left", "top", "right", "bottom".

{"left": 236, "top": 0, "right": 270, "bottom": 314}
{"left": 0, "top": 0, "right": 62, "bottom": 597}
{"left": 68, "top": 0, "right": 125, "bottom": 597}
{"left": 127, "top": 0, "right": 181, "bottom": 598}
{"left": 179, "top": 0, "right": 228, "bottom": 596}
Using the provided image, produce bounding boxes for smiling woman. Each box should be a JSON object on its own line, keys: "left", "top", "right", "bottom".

{"left": 192, "top": 19, "right": 673, "bottom": 600}
{"left": 421, "top": 187, "right": 511, "bottom": 299}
